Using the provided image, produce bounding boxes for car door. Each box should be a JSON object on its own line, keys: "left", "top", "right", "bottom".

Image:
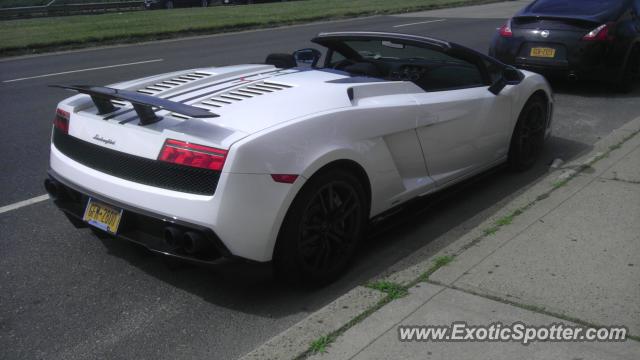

{"left": 411, "top": 53, "right": 512, "bottom": 186}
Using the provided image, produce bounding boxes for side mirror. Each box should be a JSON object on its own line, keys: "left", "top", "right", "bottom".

{"left": 503, "top": 66, "right": 523, "bottom": 82}
{"left": 293, "top": 48, "right": 321, "bottom": 67}
{"left": 489, "top": 66, "right": 523, "bottom": 95}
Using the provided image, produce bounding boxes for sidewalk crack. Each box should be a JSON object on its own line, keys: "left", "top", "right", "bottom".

{"left": 346, "top": 286, "right": 448, "bottom": 360}
{"left": 605, "top": 176, "right": 640, "bottom": 185}
{"left": 427, "top": 280, "right": 640, "bottom": 342}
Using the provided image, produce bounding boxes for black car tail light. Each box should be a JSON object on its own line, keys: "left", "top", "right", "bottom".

{"left": 499, "top": 19, "right": 513, "bottom": 38}
{"left": 582, "top": 23, "right": 613, "bottom": 42}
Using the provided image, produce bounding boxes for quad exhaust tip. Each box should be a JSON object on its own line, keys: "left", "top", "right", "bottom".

{"left": 164, "top": 227, "right": 210, "bottom": 255}
{"left": 183, "top": 231, "right": 209, "bottom": 255}
{"left": 164, "top": 226, "right": 184, "bottom": 248}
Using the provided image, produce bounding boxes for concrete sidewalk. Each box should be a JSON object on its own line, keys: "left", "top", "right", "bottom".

{"left": 306, "top": 119, "right": 640, "bottom": 360}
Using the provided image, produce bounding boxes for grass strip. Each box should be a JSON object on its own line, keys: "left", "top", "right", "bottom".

{"left": 366, "top": 280, "right": 409, "bottom": 300}
{"left": 0, "top": 0, "right": 501, "bottom": 56}
{"left": 302, "top": 256, "right": 456, "bottom": 357}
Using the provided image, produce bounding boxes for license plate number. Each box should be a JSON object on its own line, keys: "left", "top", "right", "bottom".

{"left": 83, "top": 198, "right": 123, "bottom": 234}
{"left": 530, "top": 47, "right": 556, "bottom": 58}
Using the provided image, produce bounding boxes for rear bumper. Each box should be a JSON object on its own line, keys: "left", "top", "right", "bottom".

{"left": 46, "top": 170, "right": 232, "bottom": 265}
{"left": 50, "top": 143, "right": 303, "bottom": 262}
{"left": 490, "top": 34, "right": 625, "bottom": 81}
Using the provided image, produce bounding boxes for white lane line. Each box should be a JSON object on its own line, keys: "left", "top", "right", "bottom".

{"left": 393, "top": 19, "right": 447, "bottom": 28}
{"left": 2, "top": 58, "right": 164, "bottom": 83}
{"left": 0, "top": 194, "right": 50, "bottom": 214}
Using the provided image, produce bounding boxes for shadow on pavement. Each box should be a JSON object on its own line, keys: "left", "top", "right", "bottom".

{"left": 546, "top": 77, "right": 640, "bottom": 99}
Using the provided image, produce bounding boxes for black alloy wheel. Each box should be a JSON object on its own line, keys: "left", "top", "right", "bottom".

{"left": 508, "top": 95, "right": 548, "bottom": 171}
{"left": 274, "top": 168, "right": 367, "bottom": 286}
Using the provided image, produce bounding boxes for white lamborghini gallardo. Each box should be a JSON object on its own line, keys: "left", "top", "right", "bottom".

{"left": 46, "top": 32, "right": 553, "bottom": 285}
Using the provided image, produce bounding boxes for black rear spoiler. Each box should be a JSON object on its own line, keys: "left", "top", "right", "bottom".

{"left": 513, "top": 15, "right": 600, "bottom": 25}
{"left": 51, "top": 84, "right": 219, "bottom": 125}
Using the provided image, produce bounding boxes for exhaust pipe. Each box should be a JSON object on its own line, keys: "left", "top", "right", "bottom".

{"left": 164, "top": 227, "right": 184, "bottom": 248}
{"left": 44, "top": 178, "right": 62, "bottom": 200}
{"left": 183, "top": 231, "right": 209, "bottom": 255}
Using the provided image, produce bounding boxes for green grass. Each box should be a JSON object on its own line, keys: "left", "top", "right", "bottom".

{"left": 552, "top": 179, "right": 569, "bottom": 189}
{"left": 0, "top": 0, "right": 130, "bottom": 8}
{"left": 366, "top": 281, "right": 409, "bottom": 299}
{"left": 309, "top": 335, "right": 331, "bottom": 354}
{"left": 415, "top": 255, "right": 455, "bottom": 282}
{"left": 483, "top": 225, "right": 499, "bottom": 236}
{"left": 0, "top": 0, "right": 500, "bottom": 56}
{"left": 433, "top": 255, "right": 454, "bottom": 268}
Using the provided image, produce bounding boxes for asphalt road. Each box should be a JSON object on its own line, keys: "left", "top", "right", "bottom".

{"left": 1, "top": 13, "right": 639, "bottom": 360}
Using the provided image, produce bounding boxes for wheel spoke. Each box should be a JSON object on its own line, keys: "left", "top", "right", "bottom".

{"left": 317, "top": 191, "right": 329, "bottom": 215}
{"left": 311, "top": 240, "right": 326, "bottom": 269}
{"left": 300, "top": 233, "right": 321, "bottom": 248}
{"left": 303, "top": 224, "right": 323, "bottom": 233}
{"left": 331, "top": 226, "right": 346, "bottom": 238}
{"left": 326, "top": 230, "right": 344, "bottom": 246}
{"left": 340, "top": 202, "right": 359, "bottom": 221}
{"left": 327, "top": 185, "right": 336, "bottom": 211}
{"left": 319, "top": 240, "right": 333, "bottom": 269}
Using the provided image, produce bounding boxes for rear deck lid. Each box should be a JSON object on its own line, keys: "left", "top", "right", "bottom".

{"left": 513, "top": 0, "right": 626, "bottom": 30}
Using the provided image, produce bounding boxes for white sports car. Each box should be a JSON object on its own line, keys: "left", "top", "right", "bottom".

{"left": 46, "top": 32, "right": 553, "bottom": 285}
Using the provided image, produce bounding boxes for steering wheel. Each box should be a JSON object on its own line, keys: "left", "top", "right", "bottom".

{"left": 388, "top": 64, "right": 428, "bottom": 81}
{"left": 332, "top": 59, "right": 356, "bottom": 70}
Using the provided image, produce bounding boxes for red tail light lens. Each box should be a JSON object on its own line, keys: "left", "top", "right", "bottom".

{"left": 53, "top": 108, "right": 70, "bottom": 134}
{"left": 271, "top": 174, "right": 299, "bottom": 184}
{"left": 158, "top": 139, "right": 228, "bottom": 171}
{"left": 499, "top": 20, "right": 513, "bottom": 38}
{"left": 583, "top": 23, "right": 611, "bottom": 41}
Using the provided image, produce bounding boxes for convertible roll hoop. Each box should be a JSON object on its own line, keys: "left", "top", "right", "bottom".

{"left": 50, "top": 84, "right": 219, "bottom": 125}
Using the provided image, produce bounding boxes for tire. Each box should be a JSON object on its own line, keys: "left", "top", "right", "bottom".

{"left": 165, "top": 0, "right": 174, "bottom": 9}
{"left": 273, "top": 168, "right": 368, "bottom": 287}
{"left": 508, "top": 95, "right": 548, "bottom": 172}
{"left": 617, "top": 46, "right": 639, "bottom": 93}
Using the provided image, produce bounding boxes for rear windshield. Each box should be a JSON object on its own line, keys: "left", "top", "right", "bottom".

{"left": 530, "top": 0, "right": 625, "bottom": 16}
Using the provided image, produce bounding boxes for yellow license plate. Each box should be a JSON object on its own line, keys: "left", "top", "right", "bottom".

{"left": 530, "top": 47, "right": 556, "bottom": 58}
{"left": 83, "top": 198, "right": 123, "bottom": 234}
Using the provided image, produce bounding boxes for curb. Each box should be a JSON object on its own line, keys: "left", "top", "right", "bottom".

{"left": 241, "top": 286, "right": 385, "bottom": 360}
{"left": 241, "top": 116, "right": 640, "bottom": 360}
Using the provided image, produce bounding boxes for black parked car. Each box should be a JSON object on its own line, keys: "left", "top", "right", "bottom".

{"left": 144, "top": 0, "right": 210, "bottom": 9}
{"left": 489, "top": 0, "right": 640, "bottom": 91}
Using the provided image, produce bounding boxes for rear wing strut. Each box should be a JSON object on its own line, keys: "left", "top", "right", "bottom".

{"left": 51, "top": 84, "right": 219, "bottom": 125}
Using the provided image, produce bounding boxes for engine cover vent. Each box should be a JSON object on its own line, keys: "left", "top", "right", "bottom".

{"left": 121, "top": 72, "right": 213, "bottom": 104}
{"left": 171, "top": 81, "right": 292, "bottom": 119}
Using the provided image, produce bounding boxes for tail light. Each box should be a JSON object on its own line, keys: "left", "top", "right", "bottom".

{"left": 583, "top": 23, "right": 612, "bottom": 41}
{"left": 271, "top": 174, "right": 299, "bottom": 184}
{"left": 499, "top": 20, "right": 513, "bottom": 38}
{"left": 158, "top": 139, "right": 228, "bottom": 171}
{"left": 53, "top": 108, "right": 70, "bottom": 134}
